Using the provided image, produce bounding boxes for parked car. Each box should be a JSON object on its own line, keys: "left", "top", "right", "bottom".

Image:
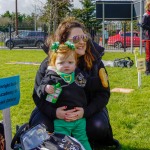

{"left": 0, "top": 31, "right": 5, "bottom": 41}
{"left": 107, "top": 31, "right": 144, "bottom": 48}
{"left": 5, "top": 31, "right": 48, "bottom": 49}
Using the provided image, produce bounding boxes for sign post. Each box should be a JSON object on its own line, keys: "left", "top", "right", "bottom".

{"left": 0, "top": 75, "right": 20, "bottom": 150}
{"left": 2, "top": 109, "right": 12, "bottom": 150}
{"left": 137, "top": 58, "right": 146, "bottom": 87}
{"left": 134, "top": 47, "right": 139, "bottom": 67}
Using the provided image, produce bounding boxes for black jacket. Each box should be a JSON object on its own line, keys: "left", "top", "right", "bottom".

{"left": 32, "top": 41, "right": 110, "bottom": 119}
{"left": 141, "top": 12, "right": 150, "bottom": 40}
{"left": 37, "top": 69, "right": 88, "bottom": 110}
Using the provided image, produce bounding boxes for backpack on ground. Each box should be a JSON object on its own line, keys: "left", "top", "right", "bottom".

{"left": 113, "top": 57, "right": 134, "bottom": 68}
{"left": 11, "top": 123, "right": 85, "bottom": 150}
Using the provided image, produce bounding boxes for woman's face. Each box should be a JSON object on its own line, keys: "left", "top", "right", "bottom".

{"left": 67, "top": 28, "right": 87, "bottom": 56}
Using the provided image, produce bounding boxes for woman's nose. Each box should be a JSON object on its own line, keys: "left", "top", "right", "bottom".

{"left": 78, "top": 38, "right": 84, "bottom": 43}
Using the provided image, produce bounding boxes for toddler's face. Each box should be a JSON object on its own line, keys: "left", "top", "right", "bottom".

{"left": 55, "top": 53, "right": 76, "bottom": 74}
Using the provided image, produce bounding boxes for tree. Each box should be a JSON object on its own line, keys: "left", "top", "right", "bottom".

{"left": 71, "top": 0, "right": 101, "bottom": 38}
{"left": 40, "top": 0, "right": 73, "bottom": 33}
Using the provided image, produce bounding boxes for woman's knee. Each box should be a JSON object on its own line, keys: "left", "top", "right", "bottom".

{"left": 29, "top": 107, "right": 54, "bottom": 132}
{"left": 86, "top": 111, "right": 110, "bottom": 141}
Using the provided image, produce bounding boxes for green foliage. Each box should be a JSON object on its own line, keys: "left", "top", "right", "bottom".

{"left": 71, "top": 0, "right": 101, "bottom": 27}
{"left": 0, "top": 49, "right": 150, "bottom": 150}
{"left": 71, "top": 0, "right": 102, "bottom": 35}
{"left": 41, "top": 0, "right": 73, "bottom": 33}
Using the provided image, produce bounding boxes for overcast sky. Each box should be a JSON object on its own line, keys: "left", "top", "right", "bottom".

{"left": 0, "top": 0, "right": 81, "bottom": 15}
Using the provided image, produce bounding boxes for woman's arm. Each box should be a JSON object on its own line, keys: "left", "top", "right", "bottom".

{"left": 32, "top": 57, "right": 58, "bottom": 119}
{"left": 34, "top": 57, "right": 48, "bottom": 92}
{"left": 83, "top": 61, "right": 110, "bottom": 118}
{"left": 141, "top": 14, "right": 150, "bottom": 30}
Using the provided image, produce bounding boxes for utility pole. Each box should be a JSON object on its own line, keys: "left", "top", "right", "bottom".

{"left": 34, "top": 4, "right": 37, "bottom": 31}
{"left": 15, "top": 0, "right": 18, "bottom": 35}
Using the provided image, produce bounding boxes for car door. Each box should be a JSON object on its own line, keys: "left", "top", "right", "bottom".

{"left": 26, "top": 32, "right": 37, "bottom": 46}
{"left": 124, "top": 33, "right": 131, "bottom": 47}
{"left": 133, "top": 32, "right": 140, "bottom": 46}
{"left": 14, "top": 31, "right": 29, "bottom": 46}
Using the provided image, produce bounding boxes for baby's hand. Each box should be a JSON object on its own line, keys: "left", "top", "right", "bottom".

{"left": 45, "top": 85, "right": 55, "bottom": 94}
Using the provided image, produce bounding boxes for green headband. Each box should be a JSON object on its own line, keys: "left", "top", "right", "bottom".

{"left": 50, "top": 41, "right": 75, "bottom": 52}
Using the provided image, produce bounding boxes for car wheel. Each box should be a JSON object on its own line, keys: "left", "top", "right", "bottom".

{"left": 6, "top": 41, "right": 14, "bottom": 49}
{"left": 36, "top": 41, "right": 44, "bottom": 49}
{"left": 114, "top": 42, "right": 122, "bottom": 49}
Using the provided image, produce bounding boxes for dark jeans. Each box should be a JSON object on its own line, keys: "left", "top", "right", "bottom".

{"left": 29, "top": 107, "right": 114, "bottom": 147}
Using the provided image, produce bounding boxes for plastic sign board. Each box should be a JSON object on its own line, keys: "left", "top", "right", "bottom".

{"left": 0, "top": 75, "right": 20, "bottom": 110}
{"left": 137, "top": 58, "right": 146, "bottom": 72}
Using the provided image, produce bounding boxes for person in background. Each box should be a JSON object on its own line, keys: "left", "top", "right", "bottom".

{"left": 141, "top": 0, "right": 150, "bottom": 75}
{"left": 29, "top": 17, "right": 120, "bottom": 149}
{"left": 104, "top": 27, "right": 109, "bottom": 44}
{"left": 90, "top": 27, "right": 96, "bottom": 41}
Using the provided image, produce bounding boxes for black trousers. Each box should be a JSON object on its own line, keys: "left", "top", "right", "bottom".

{"left": 29, "top": 107, "right": 115, "bottom": 147}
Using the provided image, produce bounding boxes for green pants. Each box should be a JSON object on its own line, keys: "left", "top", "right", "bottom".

{"left": 54, "top": 118, "right": 92, "bottom": 150}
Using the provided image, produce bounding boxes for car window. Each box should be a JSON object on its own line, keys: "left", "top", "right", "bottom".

{"left": 125, "top": 33, "right": 131, "bottom": 36}
{"left": 28, "top": 32, "right": 37, "bottom": 36}
{"left": 19, "top": 31, "right": 29, "bottom": 37}
{"left": 36, "top": 32, "right": 43, "bottom": 36}
{"left": 120, "top": 32, "right": 139, "bottom": 37}
{"left": 133, "top": 33, "right": 139, "bottom": 37}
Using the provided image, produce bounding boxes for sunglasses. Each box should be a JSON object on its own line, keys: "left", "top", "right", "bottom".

{"left": 69, "top": 35, "right": 88, "bottom": 44}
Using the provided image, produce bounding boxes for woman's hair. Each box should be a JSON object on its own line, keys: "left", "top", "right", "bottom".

{"left": 47, "top": 17, "right": 95, "bottom": 70}
{"left": 145, "top": 1, "right": 150, "bottom": 11}
{"left": 49, "top": 44, "right": 77, "bottom": 67}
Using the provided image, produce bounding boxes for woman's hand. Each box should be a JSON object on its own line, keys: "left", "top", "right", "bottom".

{"left": 56, "top": 106, "right": 76, "bottom": 120}
{"left": 64, "top": 107, "right": 84, "bottom": 122}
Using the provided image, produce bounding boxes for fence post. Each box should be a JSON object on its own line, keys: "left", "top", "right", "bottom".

{"left": 123, "top": 22, "right": 126, "bottom": 52}
{"left": 8, "top": 24, "right": 12, "bottom": 50}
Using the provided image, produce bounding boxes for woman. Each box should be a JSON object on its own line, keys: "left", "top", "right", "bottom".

{"left": 29, "top": 17, "right": 120, "bottom": 149}
{"left": 141, "top": 0, "right": 150, "bottom": 75}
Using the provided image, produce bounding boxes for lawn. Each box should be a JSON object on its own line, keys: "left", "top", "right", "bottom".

{"left": 0, "top": 42, "right": 4, "bottom": 46}
{"left": 0, "top": 49, "right": 150, "bottom": 150}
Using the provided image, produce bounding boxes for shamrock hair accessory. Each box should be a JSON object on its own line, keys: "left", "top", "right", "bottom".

{"left": 65, "top": 41, "right": 75, "bottom": 50}
{"left": 51, "top": 42, "right": 60, "bottom": 52}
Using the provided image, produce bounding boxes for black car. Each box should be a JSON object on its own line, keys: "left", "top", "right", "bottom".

{"left": 5, "top": 31, "right": 48, "bottom": 49}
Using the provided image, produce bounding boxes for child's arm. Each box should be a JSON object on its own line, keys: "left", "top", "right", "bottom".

{"left": 36, "top": 69, "right": 56, "bottom": 98}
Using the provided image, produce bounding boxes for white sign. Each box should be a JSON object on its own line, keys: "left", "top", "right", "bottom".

{"left": 137, "top": 58, "right": 146, "bottom": 72}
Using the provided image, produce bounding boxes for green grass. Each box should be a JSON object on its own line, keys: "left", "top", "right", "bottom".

{"left": 0, "top": 42, "right": 4, "bottom": 46}
{"left": 0, "top": 49, "right": 150, "bottom": 150}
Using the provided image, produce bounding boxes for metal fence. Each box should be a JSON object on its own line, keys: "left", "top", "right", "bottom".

{"left": 88, "top": 20, "right": 145, "bottom": 52}
{"left": 0, "top": 21, "right": 145, "bottom": 51}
